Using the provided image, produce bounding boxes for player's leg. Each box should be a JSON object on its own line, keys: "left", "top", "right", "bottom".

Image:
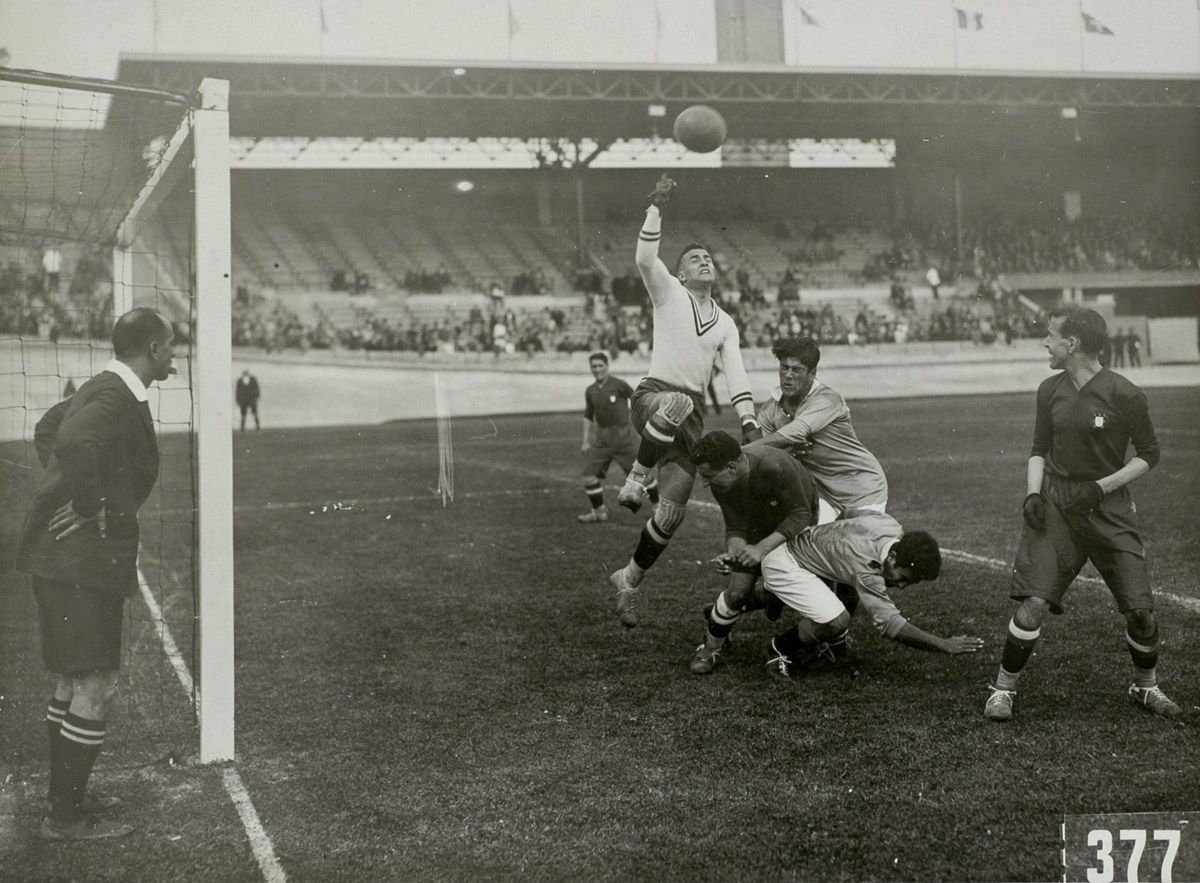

{"left": 252, "top": 402, "right": 260, "bottom": 429}
{"left": 579, "top": 450, "right": 611, "bottom": 523}
{"left": 619, "top": 390, "right": 694, "bottom": 512}
{"left": 614, "top": 436, "right": 657, "bottom": 505}
{"left": 985, "top": 503, "right": 1082, "bottom": 721}
{"left": 691, "top": 569, "right": 757, "bottom": 674}
{"left": 33, "top": 578, "right": 133, "bottom": 840}
{"left": 610, "top": 461, "right": 693, "bottom": 628}
{"left": 757, "top": 547, "right": 851, "bottom": 676}
{"left": 239, "top": 404, "right": 247, "bottom": 431}
{"left": 1095, "top": 548, "right": 1183, "bottom": 718}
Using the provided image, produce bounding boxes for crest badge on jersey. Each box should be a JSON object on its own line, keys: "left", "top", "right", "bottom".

{"left": 610, "top": 395, "right": 617, "bottom": 403}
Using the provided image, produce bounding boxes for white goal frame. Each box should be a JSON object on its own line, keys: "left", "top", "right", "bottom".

{"left": 116, "top": 77, "right": 235, "bottom": 764}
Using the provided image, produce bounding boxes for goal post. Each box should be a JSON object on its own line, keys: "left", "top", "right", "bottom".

{"left": 115, "top": 76, "right": 235, "bottom": 764}
{"left": 1, "top": 68, "right": 235, "bottom": 764}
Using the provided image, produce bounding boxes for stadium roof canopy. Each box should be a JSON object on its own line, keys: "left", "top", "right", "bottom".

{"left": 114, "top": 56, "right": 1200, "bottom": 148}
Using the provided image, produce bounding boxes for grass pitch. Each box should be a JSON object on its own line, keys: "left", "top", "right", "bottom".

{"left": 2, "top": 388, "right": 1198, "bottom": 881}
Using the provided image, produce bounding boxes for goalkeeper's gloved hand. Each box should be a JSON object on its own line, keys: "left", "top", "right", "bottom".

{"left": 740, "top": 416, "right": 763, "bottom": 445}
{"left": 1021, "top": 493, "right": 1046, "bottom": 531}
{"left": 1062, "top": 481, "right": 1104, "bottom": 516}
{"left": 647, "top": 173, "right": 677, "bottom": 209}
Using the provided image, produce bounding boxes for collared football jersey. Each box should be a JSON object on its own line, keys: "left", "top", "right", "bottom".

{"left": 757, "top": 380, "right": 888, "bottom": 512}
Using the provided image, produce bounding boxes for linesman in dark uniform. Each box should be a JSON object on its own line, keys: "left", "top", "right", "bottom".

{"left": 578, "top": 351, "right": 657, "bottom": 523}
{"left": 984, "top": 304, "right": 1181, "bottom": 721}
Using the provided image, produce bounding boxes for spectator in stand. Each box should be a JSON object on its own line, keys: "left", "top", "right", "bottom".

{"left": 43, "top": 247, "right": 63, "bottom": 294}
{"left": 925, "top": 265, "right": 941, "bottom": 300}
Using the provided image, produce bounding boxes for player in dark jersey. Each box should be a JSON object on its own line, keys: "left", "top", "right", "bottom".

{"left": 687, "top": 431, "right": 837, "bottom": 674}
{"left": 578, "top": 352, "right": 657, "bottom": 522}
{"left": 984, "top": 304, "right": 1182, "bottom": 721}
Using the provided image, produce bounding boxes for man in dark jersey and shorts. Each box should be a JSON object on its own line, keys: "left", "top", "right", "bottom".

{"left": 687, "top": 430, "right": 827, "bottom": 674}
{"left": 578, "top": 351, "right": 658, "bottom": 522}
{"left": 984, "top": 304, "right": 1182, "bottom": 721}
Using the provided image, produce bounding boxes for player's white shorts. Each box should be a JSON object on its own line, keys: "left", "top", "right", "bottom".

{"left": 760, "top": 545, "right": 846, "bottom": 624}
{"left": 817, "top": 497, "right": 886, "bottom": 525}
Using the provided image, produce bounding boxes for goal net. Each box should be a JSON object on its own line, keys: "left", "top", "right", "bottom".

{"left": 0, "top": 69, "right": 233, "bottom": 763}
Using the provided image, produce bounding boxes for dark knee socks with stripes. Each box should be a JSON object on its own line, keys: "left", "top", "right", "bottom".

{"left": 46, "top": 699, "right": 106, "bottom": 823}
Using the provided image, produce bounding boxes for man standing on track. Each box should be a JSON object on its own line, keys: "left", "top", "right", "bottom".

{"left": 608, "top": 174, "right": 761, "bottom": 628}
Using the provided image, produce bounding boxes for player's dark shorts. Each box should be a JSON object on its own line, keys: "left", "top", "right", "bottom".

{"left": 1009, "top": 473, "right": 1151, "bottom": 614}
{"left": 629, "top": 379, "right": 706, "bottom": 476}
{"left": 583, "top": 425, "right": 639, "bottom": 479}
{"left": 32, "top": 576, "right": 126, "bottom": 674}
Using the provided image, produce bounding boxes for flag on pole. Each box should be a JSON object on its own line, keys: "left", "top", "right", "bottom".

{"left": 508, "top": 1, "right": 520, "bottom": 40}
{"left": 318, "top": 0, "right": 329, "bottom": 34}
{"left": 798, "top": 6, "right": 819, "bottom": 26}
{"left": 1081, "top": 12, "right": 1114, "bottom": 35}
{"left": 955, "top": 8, "right": 983, "bottom": 29}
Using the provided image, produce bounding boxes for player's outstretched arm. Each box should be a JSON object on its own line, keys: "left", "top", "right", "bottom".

{"left": 635, "top": 175, "right": 678, "bottom": 305}
{"left": 894, "top": 622, "right": 984, "bottom": 654}
{"left": 716, "top": 337, "right": 757, "bottom": 437}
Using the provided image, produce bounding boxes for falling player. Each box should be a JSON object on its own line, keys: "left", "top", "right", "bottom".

{"left": 687, "top": 431, "right": 828, "bottom": 675}
{"left": 984, "top": 305, "right": 1181, "bottom": 721}
{"left": 610, "top": 174, "right": 761, "bottom": 627}
{"left": 578, "top": 351, "right": 658, "bottom": 522}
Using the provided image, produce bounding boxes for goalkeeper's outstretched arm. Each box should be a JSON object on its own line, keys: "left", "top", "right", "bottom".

{"left": 635, "top": 175, "right": 678, "bottom": 306}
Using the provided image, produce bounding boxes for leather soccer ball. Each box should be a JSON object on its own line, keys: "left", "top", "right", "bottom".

{"left": 673, "top": 105, "right": 727, "bottom": 153}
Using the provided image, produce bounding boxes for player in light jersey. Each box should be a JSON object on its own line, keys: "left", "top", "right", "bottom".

{"left": 609, "top": 175, "right": 760, "bottom": 628}
{"left": 748, "top": 337, "right": 887, "bottom": 522}
{"left": 767, "top": 513, "right": 984, "bottom": 675}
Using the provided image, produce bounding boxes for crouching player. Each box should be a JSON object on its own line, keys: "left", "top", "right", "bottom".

{"left": 767, "top": 514, "right": 985, "bottom": 676}
{"left": 689, "top": 431, "right": 827, "bottom": 674}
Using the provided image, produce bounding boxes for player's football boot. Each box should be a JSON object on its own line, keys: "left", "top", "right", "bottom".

{"left": 765, "top": 637, "right": 794, "bottom": 679}
{"left": 1128, "top": 684, "right": 1183, "bottom": 719}
{"left": 984, "top": 684, "right": 1016, "bottom": 722}
{"left": 690, "top": 642, "right": 723, "bottom": 675}
{"left": 610, "top": 568, "right": 640, "bottom": 628}
{"left": 38, "top": 816, "right": 135, "bottom": 841}
{"left": 616, "top": 476, "right": 648, "bottom": 513}
{"left": 577, "top": 507, "right": 608, "bottom": 523}
{"left": 45, "top": 793, "right": 121, "bottom": 815}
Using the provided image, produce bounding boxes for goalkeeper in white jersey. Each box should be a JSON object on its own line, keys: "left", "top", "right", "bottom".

{"left": 609, "top": 174, "right": 760, "bottom": 628}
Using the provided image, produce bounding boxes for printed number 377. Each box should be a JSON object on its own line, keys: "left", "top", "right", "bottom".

{"left": 1087, "top": 829, "right": 1181, "bottom": 883}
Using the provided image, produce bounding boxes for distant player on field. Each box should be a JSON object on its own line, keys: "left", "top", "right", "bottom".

{"left": 984, "top": 305, "right": 1181, "bottom": 721}
{"left": 687, "top": 431, "right": 828, "bottom": 675}
{"left": 577, "top": 351, "right": 658, "bottom": 523}
{"left": 767, "top": 514, "right": 985, "bottom": 676}
{"left": 747, "top": 337, "right": 887, "bottom": 522}
{"left": 609, "top": 174, "right": 760, "bottom": 628}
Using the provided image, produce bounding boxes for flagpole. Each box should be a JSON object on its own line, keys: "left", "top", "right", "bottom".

{"left": 951, "top": 0, "right": 959, "bottom": 70}
{"left": 1078, "top": 0, "right": 1085, "bottom": 72}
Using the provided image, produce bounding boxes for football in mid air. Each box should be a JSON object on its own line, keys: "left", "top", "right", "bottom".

{"left": 673, "top": 105, "right": 727, "bottom": 153}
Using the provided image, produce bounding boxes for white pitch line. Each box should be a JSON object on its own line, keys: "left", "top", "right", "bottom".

{"left": 136, "top": 564, "right": 286, "bottom": 882}
{"left": 222, "top": 768, "right": 288, "bottom": 883}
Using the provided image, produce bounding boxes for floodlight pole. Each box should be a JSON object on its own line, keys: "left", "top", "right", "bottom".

{"left": 193, "top": 77, "right": 236, "bottom": 764}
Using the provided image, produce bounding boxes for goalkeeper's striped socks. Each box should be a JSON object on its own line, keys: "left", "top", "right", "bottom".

{"left": 1127, "top": 628, "right": 1161, "bottom": 689}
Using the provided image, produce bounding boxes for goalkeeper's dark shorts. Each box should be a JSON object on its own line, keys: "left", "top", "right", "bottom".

{"left": 1009, "top": 473, "right": 1152, "bottom": 614}
{"left": 630, "top": 379, "right": 706, "bottom": 475}
{"left": 32, "top": 576, "right": 126, "bottom": 674}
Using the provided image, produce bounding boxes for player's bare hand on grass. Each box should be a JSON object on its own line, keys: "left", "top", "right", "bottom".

{"left": 49, "top": 502, "right": 105, "bottom": 541}
{"left": 944, "top": 635, "right": 985, "bottom": 654}
{"left": 647, "top": 174, "right": 677, "bottom": 208}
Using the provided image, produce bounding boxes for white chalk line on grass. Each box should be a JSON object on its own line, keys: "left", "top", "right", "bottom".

{"left": 136, "top": 566, "right": 286, "bottom": 883}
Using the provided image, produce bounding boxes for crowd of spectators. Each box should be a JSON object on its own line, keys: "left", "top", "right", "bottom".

{"left": 403, "top": 265, "right": 453, "bottom": 293}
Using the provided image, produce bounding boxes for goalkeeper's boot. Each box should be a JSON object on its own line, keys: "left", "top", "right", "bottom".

{"left": 577, "top": 507, "right": 608, "bottom": 523}
{"left": 38, "top": 816, "right": 134, "bottom": 841}
{"left": 616, "top": 475, "right": 648, "bottom": 513}
{"left": 690, "top": 640, "right": 724, "bottom": 675}
{"left": 984, "top": 684, "right": 1016, "bottom": 722}
{"left": 610, "top": 568, "right": 640, "bottom": 628}
{"left": 1128, "top": 684, "right": 1183, "bottom": 719}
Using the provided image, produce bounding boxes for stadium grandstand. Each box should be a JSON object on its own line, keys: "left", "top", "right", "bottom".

{"left": 6, "top": 0, "right": 1197, "bottom": 367}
